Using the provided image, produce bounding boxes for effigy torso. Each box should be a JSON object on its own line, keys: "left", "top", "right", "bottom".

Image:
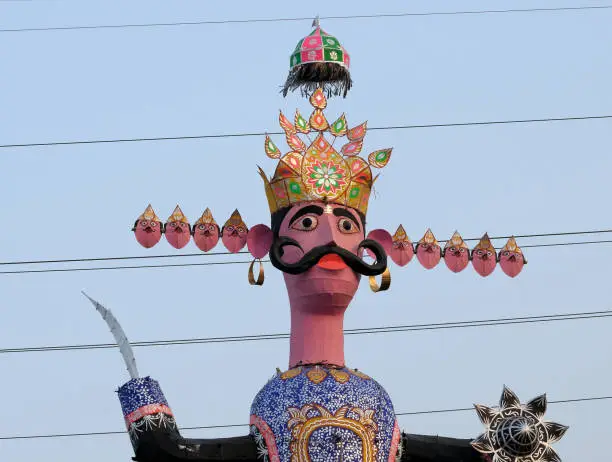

{"left": 250, "top": 365, "right": 401, "bottom": 462}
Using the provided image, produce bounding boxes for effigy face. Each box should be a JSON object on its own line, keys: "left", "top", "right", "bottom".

{"left": 443, "top": 231, "right": 470, "bottom": 273}
{"left": 222, "top": 209, "right": 248, "bottom": 253}
{"left": 250, "top": 366, "right": 401, "bottom": 462}
{"left": 498, "top": 237, "right": 525, "bottom": 278}
{"left": 192, "top": 209, "right": 220, "bottom": 252}
{"left": 133, "top": 204, "right": 163, "bottom": 248}
{"left": 165, "top": 206, "right": 191, "bottom": 249}
{"left": 270, "top": 201, "right": 380, "bottom": 306}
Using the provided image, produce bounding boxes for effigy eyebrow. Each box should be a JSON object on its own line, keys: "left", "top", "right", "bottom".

{"left": 288, "top": 205, "right": 324, "bottom": 226}
{"left": 333, "top": 208, "right": 361, "bottom": 230}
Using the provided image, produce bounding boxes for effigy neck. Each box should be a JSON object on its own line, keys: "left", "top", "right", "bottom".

{"left": 288, "top": 296, "right": 347, "bottom": 369}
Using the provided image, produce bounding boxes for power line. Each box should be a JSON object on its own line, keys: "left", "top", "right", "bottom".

{"left": 3, "top": 309, "right": 610, "bottom": 355}
{"left": 1, "top": 229, "right": 610, "bottom": 267}
{"left": 1, "top": 239, "right": 610, "bottom": 275}
{"left": 1, "top": 395, "right": 609, "bottom": 440}
{"left": 2, "top": 230, "right": 611, "bottom": 267}
{"left": 1, "top": 115, "right": 610, "bottom": 150}
{"left": 1, "top": 5, "right": 611, "bottom": 33}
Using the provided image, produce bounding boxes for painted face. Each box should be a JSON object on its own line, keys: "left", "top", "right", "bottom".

{"left": 416, "top": 229, "right": 441, "bottom": 269}
{"left": 499, "top": 250, "right": 524, "bottom": 277}
{"left": 443, "top": 232, "right": 469, "bottom": 273}
{"left": 193, "top": 223, "right": 220, "bottom": 252}
{"left": 165, "top": 220, "right": 191, "bottom": 249}
{"left": 472, "top": 235, "right": 497, "bottom": 277}
{"left": 271, "top": 201, "right": 385, "bottom": 309}
{"left": 390, "top": 225, "right": 414, "bottom": 267}
{"left": 222, "top": 221, "right": 248, "bottom": 253}
{"left": 134, "top": 219, "right": 162, "bottom": 248}
{"left": 499, "top": 238, "right": 525, "bottom": 278}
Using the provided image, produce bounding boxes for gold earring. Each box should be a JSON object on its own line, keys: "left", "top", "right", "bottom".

{"left": 369, "top": 267, "right": 391, "bottom": 292}
{"left": 248, "top": 259, "right": 265, "bottom": 286}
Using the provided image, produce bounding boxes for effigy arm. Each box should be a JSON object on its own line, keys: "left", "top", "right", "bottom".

{"left": 129, "top": 427, "right": 483, "bottom": 462}
{"left": 131, "top": 428, "right": 256, "bottom": 462}
{"left": 400, "top": 433, "right": 486, "bottom": 461}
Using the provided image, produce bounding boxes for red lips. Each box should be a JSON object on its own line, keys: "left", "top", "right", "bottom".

{"left": 317, "top": 254, "right": 348, "bottom": 270}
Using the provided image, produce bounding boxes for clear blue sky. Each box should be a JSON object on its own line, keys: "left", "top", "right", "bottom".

{"left": 0, "top": 1, "right": 610, "bottom": 460}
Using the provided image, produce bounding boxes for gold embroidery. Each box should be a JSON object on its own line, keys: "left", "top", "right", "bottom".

{"left": 287, "top": 404, "right": 378, "bottom": 462}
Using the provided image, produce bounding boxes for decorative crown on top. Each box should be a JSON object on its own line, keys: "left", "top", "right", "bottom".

{"left": 259, "top": 88, "right": 392, "bottom": 216}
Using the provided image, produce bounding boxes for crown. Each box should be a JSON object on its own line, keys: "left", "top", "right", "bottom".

{"left": 138, "top": 204, "right": 160, "bottom": 222}
{"left": 259, "top": 88, "right": 392, "bottom": 216}
{"left": 195, "top": 208, "right": 217, "bottom": 226}
{"left": 166, "top": 205, "right": 189, "bottom": 224}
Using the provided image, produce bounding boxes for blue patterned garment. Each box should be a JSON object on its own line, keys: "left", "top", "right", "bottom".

{"left": 117, "top": 377, "right": 169, "bottom": 417}
{"left": 250, "top": 365, "right": 400, "bottom": 462}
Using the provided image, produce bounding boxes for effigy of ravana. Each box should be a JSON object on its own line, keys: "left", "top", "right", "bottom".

{"left": 94, "top": 19, "right": 568, "bottom": 462}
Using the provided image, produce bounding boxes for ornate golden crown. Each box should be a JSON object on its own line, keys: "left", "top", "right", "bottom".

{"left": 259, "top": 88, "right": 392, "bottom": 216}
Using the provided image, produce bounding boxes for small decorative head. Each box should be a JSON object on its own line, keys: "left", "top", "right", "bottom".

{"left": 443, "top": 231, "right": 470, "bottom": 273}
{"left": 472, "top": 233, "right": 496, "bottom": 277}
{"left": 390, "top": 225, "right": 414, "bottom": 267}
{"left": 222, "top": 210, "right": 248, "bottom": 253}
{"left": 416, "top": 229, "right": 441, "bottom": 269}
{"left": 192, "top": 208, "right": 220, "bottom": 252}
{"left": 164, "top": 206, "right": 191, "bottom": 249}
{"left": 498, "top": 237, "right": 526, "bottom": 278}
{"left": 133, "top": 204, "right": 163, "bottom": 248}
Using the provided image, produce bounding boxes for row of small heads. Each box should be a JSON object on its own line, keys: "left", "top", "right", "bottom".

{"left": 132, "top": 205, "right": 525, "bottom": 277}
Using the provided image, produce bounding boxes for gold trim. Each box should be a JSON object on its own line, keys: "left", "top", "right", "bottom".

{"left": 369, "top": 267, "right": 391, "bottom": 292}
{"left": 248, "top": 259, "right": 264, "bottom": 286}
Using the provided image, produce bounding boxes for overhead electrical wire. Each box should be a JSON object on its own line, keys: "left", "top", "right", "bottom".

{"left": 1, "top": 395, "right": 609, "bottom": 440}
{"left": 1, "top": 229, "right": 610, "bottom": 267}
{"left": 0, "top": 239, "right": 610, "bottom": 275}
{"left": 2, "top": 309, "right": 611, "bottom": 355}
{"left": 1, "top": 5, "right": 611, "bottom": 33}
{"left": 1, "top": 115, "right": 610, "bottom": 150}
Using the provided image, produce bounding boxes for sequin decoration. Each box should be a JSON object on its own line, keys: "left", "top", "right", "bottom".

{"left": 306, "top": 367, "right": 328, "bottom": 384}
{"left": 295, "top": 109, "right": 311, "bottom": 134}
{"left": 310, "top": 109, "right": 329, "bottom": 131}
{"left": 309, "top": 87, "right": 328, "bottom": 109}
{"left": 347, "top": 122, "right": 367, "bottom": 141}
{"left": 117, "top": 377, "right": 176, "bottom": 440}
{"left": 279, "top": 111, "right": 296, "bottom": 135}
{"left": 302, "top": 138, "right": 349, "bottom": 200}
{"left": 250, "top": 365, "right": 400, "bottom": 462}
{"left": 286, "top": 132, "right": 306, "bottom": 152}
{"left": 265, "top": 136, "right": 281, "bottom": 159}
{"left": 341, "top": 140, "right": 364, "bottom": 156}
{"left": 330, "top": 114, "right": 347, "bottom": 137}
{"left": 368, "top": 149, "right": 393, "bottom": 168}
{"left": 118, "top": 377, "right": 169, "bottom": 417}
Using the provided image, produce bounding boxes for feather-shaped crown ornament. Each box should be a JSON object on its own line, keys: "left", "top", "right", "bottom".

{"left": 260, "top": 88, "right": 392, "bottom": 217}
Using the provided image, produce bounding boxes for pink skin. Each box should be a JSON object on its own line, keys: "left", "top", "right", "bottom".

{"left": 222, "top": 224, "right": 248, "bottom": 253}
{"left": 248, "top": 201, "right": 369, "bottom": 368}
{"left": 499, "top": 251, "right": 525, "bottom": 278}
{"left": 165, "top": 221, "right": 191, "bottom": 249}
{"left": 365, "top": 229, "right": 392, "bottom": 259}
{"left": 193, "top": 223, "right": 220, "bottom": 252}
{"left": 416, "top": 243, "right": 441, "bottom": 269}
{"left": 134, "top": 219, "right": 162, "bottom": 248}
{"left": 391, "top": 241, "right": 414, "bottom": 267}
{"left": 247, "top": 224, "right": 274, "bottom": 259}
{"left": 472, "top": 248, "right": 497, "bottom": 277}
{"left": 444, "top": 246, "right": 469, "bottom": 273}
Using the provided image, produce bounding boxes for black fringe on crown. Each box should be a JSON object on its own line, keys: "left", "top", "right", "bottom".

{"left": 282, "top": 62, "right": 352, "bottom": 98}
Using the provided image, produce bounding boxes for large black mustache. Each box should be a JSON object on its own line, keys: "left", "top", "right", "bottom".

{"left": 269, "top": 236, "right": 387, "bottom": 276}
